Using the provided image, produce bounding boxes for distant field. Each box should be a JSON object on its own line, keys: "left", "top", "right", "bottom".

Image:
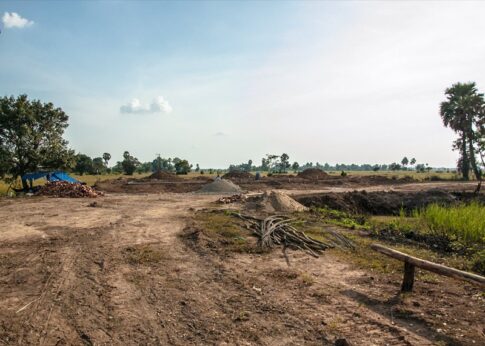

{"left": 0, "top": 170, "right": 461, "bottom": 196}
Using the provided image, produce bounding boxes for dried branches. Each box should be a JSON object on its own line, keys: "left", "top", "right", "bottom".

{"left": 235, "top": 214, "right": 353, "bottom": 258}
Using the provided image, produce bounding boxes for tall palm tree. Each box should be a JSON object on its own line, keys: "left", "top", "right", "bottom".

{"left": 440, "top": 82, "right": 484, "bottom": 181}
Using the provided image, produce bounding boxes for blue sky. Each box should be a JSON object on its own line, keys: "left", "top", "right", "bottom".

{"left": 1, "top": 1, "right": 485, "bottom": 168}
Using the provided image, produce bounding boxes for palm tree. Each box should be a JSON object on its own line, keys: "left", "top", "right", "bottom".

{"left": 102, "top": 152, "right": 111, "bottom": 167}
{"left": 440, "top": 82, "right": 484, "bottom": 181}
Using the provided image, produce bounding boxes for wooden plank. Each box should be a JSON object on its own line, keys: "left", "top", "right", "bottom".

{"left": 371, "top": 243, "right": 485, "bottom": 287}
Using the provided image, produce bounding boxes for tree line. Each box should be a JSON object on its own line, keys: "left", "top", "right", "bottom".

{"left": 1, "top": 84, "right": 483, "bottom": 185}
{"left": 228, "top": 154, "right": 436, "bottom": 174}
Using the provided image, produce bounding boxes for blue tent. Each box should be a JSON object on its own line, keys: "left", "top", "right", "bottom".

{"left": 21, "top": 171, "right": 80, "bottom": 184}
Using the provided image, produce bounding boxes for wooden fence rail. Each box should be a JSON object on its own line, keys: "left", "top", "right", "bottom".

{"left": 370, "top": 243, "right": 485, "bottom": 292}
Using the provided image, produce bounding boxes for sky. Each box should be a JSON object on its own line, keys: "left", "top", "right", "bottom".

{"left": 1, "top": 1, "right": 485, "bottom": 168}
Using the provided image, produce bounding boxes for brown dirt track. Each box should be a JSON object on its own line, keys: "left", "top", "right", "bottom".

{"left": 0, "top": 182, "right": 483, "bottom": 345}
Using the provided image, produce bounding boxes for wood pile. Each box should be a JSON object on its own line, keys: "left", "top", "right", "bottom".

{"left": 217, "top": 194, "right": 247, "bottom": 204}
{"left": 235, "top": 214, "right": 354, "bottom": 259}
{"left": 36, "top": 181, "right": 103, "bottom": 198}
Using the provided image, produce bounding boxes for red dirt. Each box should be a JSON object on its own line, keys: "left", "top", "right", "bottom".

{"left": 298, "top": 168, "right": 329, "bottom": 180}
{"left": 222, "top": 171, "right": 254, "bottom": 180}
{"left": 0, "top": 189, "right": 483, "bottom": 345}
{"left": 148, "top": 171, "right": 182, "bottom": 181}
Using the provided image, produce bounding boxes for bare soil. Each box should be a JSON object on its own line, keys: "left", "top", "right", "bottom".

{"left": 0, "top": 183, "right": 483, "bottom": 345}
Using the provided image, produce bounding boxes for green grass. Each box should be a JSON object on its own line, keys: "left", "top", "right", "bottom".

{"left": 413, "top": 202, "right": 485, "bottom": 245}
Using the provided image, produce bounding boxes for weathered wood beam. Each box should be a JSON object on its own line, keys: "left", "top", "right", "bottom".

{"left": 371, "top": 243, "right": 485, "bottom": 289}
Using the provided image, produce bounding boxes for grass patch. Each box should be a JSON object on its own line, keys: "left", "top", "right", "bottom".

{"left": 413, "top": 202, "right": 485, "bottom": 245}
{"left": 193, "top": 210, "right": 259, "bottom": 253}
{"left": 368, "top": 203, "right": 485, "bottom": 275}
{"left": 123, "top": 245, "right": 166, "bottom": 265}
{"left": 310, "top": 207, "right": 370, "bottom": 230}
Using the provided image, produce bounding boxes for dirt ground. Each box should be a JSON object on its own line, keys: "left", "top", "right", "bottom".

{"left": 0, "top": 182, "right": 484, "bottom": 345}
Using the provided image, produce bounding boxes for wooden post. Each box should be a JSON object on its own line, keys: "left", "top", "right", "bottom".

{"left": 401, "top": 262, "right": 415, "bottom": 292}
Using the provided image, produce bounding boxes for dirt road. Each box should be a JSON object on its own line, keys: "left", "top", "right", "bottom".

{"left": 0, "top": 190, "right": 483, "bottom": 345}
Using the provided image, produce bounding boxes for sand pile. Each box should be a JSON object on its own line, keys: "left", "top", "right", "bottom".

{"left": 297, "top": 168, "right": 328, "bottom": 180}
{"left": 246, "top": 191, "right": 308, "bottom": 213}
{"left": 222, "top": 171, "right": 254, "bottom": 180}
{"left": 197, "top": 179, "right": 243, "bottom": 194}
{"left": 148, "top": 171, "right": 181, "bottom": 180}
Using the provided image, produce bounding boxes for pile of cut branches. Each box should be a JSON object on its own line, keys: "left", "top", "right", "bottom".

{"left": 235, "top": 214, "right": 354, "bottom": 258}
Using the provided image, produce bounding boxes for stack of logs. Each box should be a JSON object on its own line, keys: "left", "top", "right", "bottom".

{"left": 36, "top": 181, "right": 103, "bottom": 198}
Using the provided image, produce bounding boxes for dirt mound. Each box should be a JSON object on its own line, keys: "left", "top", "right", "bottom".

{"left": 246, "top": 191, "right": 308, "bottom": 213}
{"left": 222, "top": 171, "right": 254, "bottom": 180}
{"left": 297, "top": 168, "right": 328, "bottom": 180}
{"left": 296, "top": 189, "right": 462, "bottom": 215}
{"left": 148, "top": 171, "right": 182, "bottom": 181}
{"left": 197, "top": 179, "right": 243, "bottom": 194}
{"left": 36, "top": 181, "right": 102, "bottom": 198}
{"left": 192, "top": 175, "right": 213, "bottom": 181}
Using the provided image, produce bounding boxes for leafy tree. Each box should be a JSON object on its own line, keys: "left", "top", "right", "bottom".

{"left": 102, "top": 152, "right": 111, "bottom": 167}
{"left": 415, "top": 164, "right": 426, "bottom": 173}
{"left": 121, "top": 151, "right": 139, "bottom": 175}
{"left": 136, "top": 162, "right": 152, "bottom": 174}
{"left": 0, "top": 95, "right": 74, "bottom": 188}
{"left": 401, "top": 157, "right": 409, "bottom": 167}
{"left": 195, "top": 163, "right": 200, "bottom": 172}
{"left": 410, "top": 157, "right": 416, "bottom": 166}
{"left": 261, "top": 157, "right": 270, "bottom": 171}
{"left": 173, "top": 158, "right": 192, "bottom": 174}
{"left": 389, "top": 162, "right": 401, "bottom": 171}
{"left": 92, "top": 157, "right": 106, "bottom": 174}
{"left": 440, "top": 82, "right": 484, "bottom": 181}
{"left": 279, "top": 153, "right": 290, "bottom": 173}
{"left": 264, "top": 154, "right": 280, "bottom": 173}
{"left": 372, "top": 164, "right": 380, "bottom": 172}
{"left": 74, "top": 154, "right": 94, "bottom": 175}
{"left": 291, "top": 161, "right": 299, "bottom": 173}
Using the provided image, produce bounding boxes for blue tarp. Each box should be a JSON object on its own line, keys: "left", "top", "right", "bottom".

{"left": 22, "top": 171, "right": 79, "bottom": 184}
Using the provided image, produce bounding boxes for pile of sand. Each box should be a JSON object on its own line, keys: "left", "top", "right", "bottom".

{"left": 245, "top": 191, "right": 308, "bottom": 213}
{"left": 197, "top": 179, "right": 243, "bottom": 194}
{"left": 222, "top": 171, "right": 254, "bottom": 180}
{"left": 297, "top": 168, "right": 328, "bottom": 180}
{"left": 148, "top": 171, "right": 182, "bottom": 181}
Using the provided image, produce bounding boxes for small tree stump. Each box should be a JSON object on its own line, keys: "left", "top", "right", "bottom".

{"left": 401, "top": 262, "right": 415, "bottom": 292}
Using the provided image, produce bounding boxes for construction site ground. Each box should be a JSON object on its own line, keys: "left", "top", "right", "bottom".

{"left": 0, "top": 181, "right": 484, "bottom": 345}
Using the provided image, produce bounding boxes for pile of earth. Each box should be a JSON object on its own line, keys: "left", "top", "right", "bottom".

{"left": 222, "top": 171, "right": 254, "bottom": 180}
{"left": 148, "top": 171, "right": 182, "bottom": 181}
{"left": 197, "top": 179, "right": 243, "bottom": 194}
{"left": 297, "top": 168, "right": 329, "bottom": 180}
{"left": 245, "top": 191, "right": 308, "bottom": 213}
{"left": 295, "top": 189, "right": 476, "bottom": 215}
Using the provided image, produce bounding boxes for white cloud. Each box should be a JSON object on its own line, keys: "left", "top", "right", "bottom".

{"left": 120, "top": 96, "right": 172, "bottom": 114}
{"left": 2, "top": 12, "right": 34, "bottom": 29}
